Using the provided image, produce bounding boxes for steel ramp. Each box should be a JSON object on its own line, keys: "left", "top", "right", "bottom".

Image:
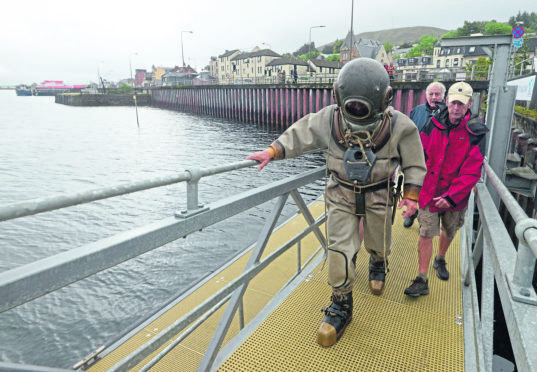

{"left": 88, "top": 201, "right": 464, "bottom": 371}
{"left": 216, "top": 208, "right": 464, "bottom": 371}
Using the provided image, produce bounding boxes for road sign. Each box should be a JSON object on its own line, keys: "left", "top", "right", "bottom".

{"left": 512, "top": 26, "right": 524, "bottom": 39}
{"left": 513, "top": 38, "right": 524, "bottom": 48}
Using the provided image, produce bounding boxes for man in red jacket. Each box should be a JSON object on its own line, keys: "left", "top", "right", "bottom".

{"left": 404, "top": 82, "right": 489, "bottom": 297}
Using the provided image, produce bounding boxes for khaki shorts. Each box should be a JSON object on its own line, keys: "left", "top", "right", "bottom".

{"left": 418, "top": 206, "right": 467, "bottom": 240}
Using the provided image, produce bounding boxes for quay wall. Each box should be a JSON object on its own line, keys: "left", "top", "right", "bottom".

{"left": 151, "top": 81, "right": 489, "bottom": 130}
{"left": 55, "top": 94, "right": 151, "bottom": 106}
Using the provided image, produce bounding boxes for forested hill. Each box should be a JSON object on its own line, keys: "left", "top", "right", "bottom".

{"left": 318, "top": 26, "right": 447, "bottom": 54}
{"left": 354, "top": 26, "right": 448, "bottom": 44}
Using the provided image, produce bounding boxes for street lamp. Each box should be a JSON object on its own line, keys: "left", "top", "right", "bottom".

{"left": 181, "top": 30, "right": 193, "bottom": 67}
{"left": 309, "top": 25, "right": 326, "bottom": 60}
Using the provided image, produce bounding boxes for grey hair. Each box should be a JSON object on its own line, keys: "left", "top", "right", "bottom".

{"left": 426, "top": 81, "right": 446, "bottom": 96}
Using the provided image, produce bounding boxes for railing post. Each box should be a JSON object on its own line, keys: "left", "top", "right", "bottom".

{"left": 508, "top": 218, "right": 537, "bottom": 305}
{"left": 176, "top": 167, "right": 209, "bottom": 218}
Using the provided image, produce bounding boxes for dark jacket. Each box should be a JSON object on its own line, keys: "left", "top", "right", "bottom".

{"left": 409, "top": 101, "right": 444, "bottom": 132}
{"left": 419, "top": 106, "right": 489, "bottom": 211}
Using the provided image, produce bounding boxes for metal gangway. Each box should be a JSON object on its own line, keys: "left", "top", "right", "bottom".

{"left": 1, "top": 33, "right": 536, "bottom": 372}
{"left": 0, "top": 152, "right": 536, "bottom": 371}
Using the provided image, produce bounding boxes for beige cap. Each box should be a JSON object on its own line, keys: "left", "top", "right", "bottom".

{"left": 447, "top": 82, "right": 473, "bottom": 104}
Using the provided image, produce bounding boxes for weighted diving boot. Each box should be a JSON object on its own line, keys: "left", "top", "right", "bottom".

{"left": 316, "top": 292, "right": 353, "bottom": 347}
{"left": 369, "top": 257, "right": 388, "bottom": 296}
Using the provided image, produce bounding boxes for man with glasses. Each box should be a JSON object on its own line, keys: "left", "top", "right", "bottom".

{"left": 246, "top": 58, "right": 426, "bottom": 347}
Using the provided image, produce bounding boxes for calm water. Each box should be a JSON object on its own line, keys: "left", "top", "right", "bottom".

{"left": 0, "top": 90, "right": 324, "bottom": 368}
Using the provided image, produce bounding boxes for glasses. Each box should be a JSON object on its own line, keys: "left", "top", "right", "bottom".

{"left": 343, "top": 99, "right": 371, "bottom": 120}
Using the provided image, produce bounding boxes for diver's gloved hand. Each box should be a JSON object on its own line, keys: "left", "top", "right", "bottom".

{"left": 246, "top": 150, "right": 272, "bottom": 171}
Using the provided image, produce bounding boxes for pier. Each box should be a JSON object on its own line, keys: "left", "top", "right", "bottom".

{"left": 151, "top": 82, "right": 489, "bottom": 130}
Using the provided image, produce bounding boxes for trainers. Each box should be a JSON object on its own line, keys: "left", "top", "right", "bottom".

{"left": 403, "top": 211, "right": 418, "bottom": 228}
{"left": 433, "top": 257, "right": 450, "bottom": 280}
{"left": 404, "top": 276, "right": 429, "bottom": 297}
{"left": 317, "top": 293, "right": 353, "bottom": 347}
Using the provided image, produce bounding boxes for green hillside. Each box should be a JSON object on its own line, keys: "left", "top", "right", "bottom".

{"left": 318, "top": 26, "right": 448, "bottom": 54}
{"left": 355, "top": 26, "right": 448, "bottom": 44}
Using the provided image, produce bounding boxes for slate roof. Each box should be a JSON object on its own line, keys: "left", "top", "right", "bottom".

{"left": 310, "top": 59, "right": 343, "bottom": 69}
{"left": 231, "top": 49, "right": 281, "bottom": 61}
{"left": 218, "top": 49, "right": 239, "bottom": 58}
{"left": 342, "top": 31, "right": 383, "bottom": 59}
{"left": 266, "top": 58, "right": 308, "bottom": 66}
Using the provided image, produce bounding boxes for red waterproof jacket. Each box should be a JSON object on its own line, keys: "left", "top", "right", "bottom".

{"left": 419, "top": 107, "right": 489, "bottom": 211}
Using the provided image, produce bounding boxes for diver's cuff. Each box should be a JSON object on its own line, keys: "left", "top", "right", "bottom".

{"left": 265, "top": 146, "right": 276, "bottom": 159}
{"left": 403, "top": 184, "right": 421, "bottom": 202}
{"left": 269, "top": 141, "right": 285, "bottom": 160}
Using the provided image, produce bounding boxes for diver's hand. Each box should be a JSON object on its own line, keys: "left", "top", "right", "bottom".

{"left": 398, "top": 198, "right": 418, "bottom": 218}
{"left": 246, "top": 150, "right": 271, "bottom": 171}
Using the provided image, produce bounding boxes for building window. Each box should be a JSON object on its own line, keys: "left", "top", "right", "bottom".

{"left": 454, "top": 58, "right": 459, "bottom": 66}
{"left": 446, "top": 59, "right": 450, "bottom": 67}
{"left": 437, "top": 60, "right": 441, "bottom": 68}
{"left": 447, "top": 49, "right": 451, "bottom": 55}
{"left": 469, "top": 47, "right": 475, "bottom": 53}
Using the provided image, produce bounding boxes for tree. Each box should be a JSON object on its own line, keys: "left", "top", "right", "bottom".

{"left": 333, "top": 39, "right": 344, "bottom": 54}
{"left": 405, "top": 34, "right": 437, "bottom": 57}
{"left": 383, "top": 41, "right": 394, "bottom": 54}
{"left": 509, "top": 11, "right": 537, "bottom": 33}
{"left": 298, "top": 49, "right": 321, "bottom": 61}
{"left": 326, "top": 54, "right": 340, "bottom": 62}
{"left": 117, "top": 84, "right": 133, "bottom": 94}
{"left": 484, "top": 21, "right": 512, "bottom": 35}
{"left": 466, "top": 56, "right": 491, "bottom": 80}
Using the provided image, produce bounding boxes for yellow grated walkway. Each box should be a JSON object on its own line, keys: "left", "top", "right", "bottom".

{"left": 88, "top": 201, "right": 464, "bottom": 371}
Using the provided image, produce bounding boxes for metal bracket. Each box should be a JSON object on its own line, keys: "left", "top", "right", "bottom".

{"left": 514, "top": 218, "right": 537, "bottom": 246}
{"left": 72, "top": 345, "right": 105, "bottom": 370}
{"left": 174, "top": 204, "right": 210, "bottom": 219}
{"left": 506, "top": 274, "right": 537, "bottom": 305}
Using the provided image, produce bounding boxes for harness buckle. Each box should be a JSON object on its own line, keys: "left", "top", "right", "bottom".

{"left": 352, "top": 182, "right": 363, "bottom": 194}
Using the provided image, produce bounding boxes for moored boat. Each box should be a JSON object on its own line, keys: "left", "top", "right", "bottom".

{"left": 15, "top": 85, "right": 34, "bottom": 96}
{"left": 35, "top": 80, "right": 87, "bottom": 96}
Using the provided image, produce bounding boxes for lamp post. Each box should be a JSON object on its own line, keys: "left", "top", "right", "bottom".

{"left": 308, "top": 25, "right": 325, "bottom": 60}
{"left": 181, "top": 30, "right": 193, "bottom": 67}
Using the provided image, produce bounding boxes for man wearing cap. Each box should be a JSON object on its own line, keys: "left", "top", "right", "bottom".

{"left": 403, "top": 81, "right": 446, "bottom": 229}
{"left": 404, "top": 82, "right": 489, "bottom": 297}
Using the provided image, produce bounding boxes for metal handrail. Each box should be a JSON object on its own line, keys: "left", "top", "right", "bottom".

{"left": 0, "top": 166, "right": 325, "bottom": 314}
{"left": 483, "top": 161, "right": 537, "bottom": 259}
{"left": 461, "top": 160, "right": 537, "bottom": 372}
{"left": 0, "top": 160, "right": 259, "bottom": 222}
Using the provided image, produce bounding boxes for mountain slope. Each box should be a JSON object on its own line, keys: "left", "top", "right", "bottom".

{"left": 319, "top": 26, "right": 449, "bottom": 53}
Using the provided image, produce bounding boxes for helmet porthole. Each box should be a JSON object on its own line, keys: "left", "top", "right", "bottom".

{"left": 344, "top": 99, "right": 371, "bottom": 120}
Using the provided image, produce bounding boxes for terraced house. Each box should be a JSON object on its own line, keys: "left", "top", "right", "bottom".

{"left": 230, "top": 48, "right": 281, "bottom": 84}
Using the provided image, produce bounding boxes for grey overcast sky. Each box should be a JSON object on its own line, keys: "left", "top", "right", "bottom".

{"left": 1, "top": 0, "right": 536, "bottom": 85}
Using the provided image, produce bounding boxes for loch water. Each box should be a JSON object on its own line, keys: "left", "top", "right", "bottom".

{"left": 0, "top": 90, "right": 324, "bottom": 368}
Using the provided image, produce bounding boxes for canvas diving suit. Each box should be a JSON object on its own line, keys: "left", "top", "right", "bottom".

{"left": 268, "top": 104, "right": 426, "bottom": 296}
